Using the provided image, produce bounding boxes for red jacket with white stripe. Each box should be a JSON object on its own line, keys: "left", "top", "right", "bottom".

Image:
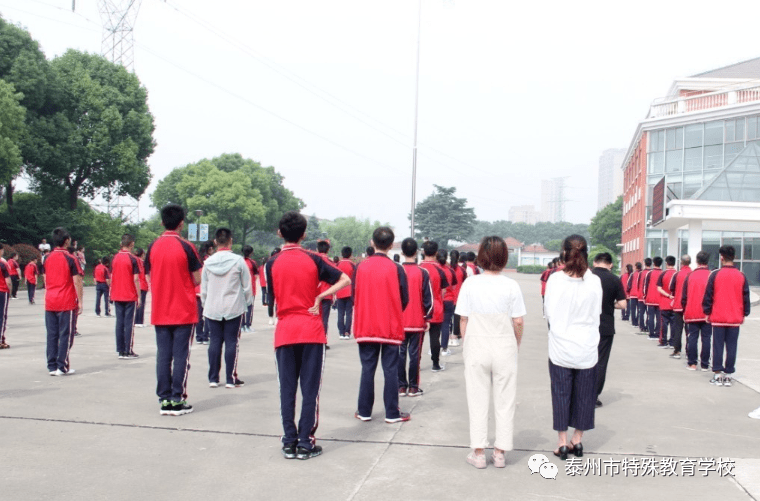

{"left": 643, "top": 269, "right": 660, "bottom": 306}
{"left": 628, "top": 271, "right": 640, "bottom": 299}
{"left": 352, "top": 253, "right": 409, "bottom": 344}
{"left": 681, "top": 266, "right": 711, "bottom": 323}
{"left": 670, "top": 266, "right": 691, "bottom": 313}
{"left": 703, "top": 265, "right": 751, "bottom": 327}
{"left": 401, "top": 263, "right": 433, "bottom": 332}
{"left": 419, "top": 260, "right": 449, "bottom": 324}
{"left": 657, "top": 268, "right": 677, "bottom": 311}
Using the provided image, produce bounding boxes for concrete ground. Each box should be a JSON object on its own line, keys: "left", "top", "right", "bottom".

{"left": 1, "top": 273, "right": 759, "bottom": 501}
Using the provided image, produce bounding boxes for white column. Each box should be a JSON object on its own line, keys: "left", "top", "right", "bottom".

{"left": 687, "top": 220, "right": 702, "bottom": 261}
{"left": 667, "top": 228, "right": 679, "bottom": 258}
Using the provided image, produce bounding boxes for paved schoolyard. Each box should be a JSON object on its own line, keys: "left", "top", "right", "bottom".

{"left": 1, "top": 273, "right": 759, "bottom": 500}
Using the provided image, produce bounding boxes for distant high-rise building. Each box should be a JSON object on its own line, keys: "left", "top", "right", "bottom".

{"left": 508, "top": 205, "right": 540, "bottom": 225}
{"left": 541, "top": 178, "right": 567, "bottom": 222}
{"left": 597, "top": 148, "right": 626, "bottom": 209}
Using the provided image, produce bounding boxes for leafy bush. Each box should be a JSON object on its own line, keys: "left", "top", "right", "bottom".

{"left": 517, "top": 265, "right": 545, "bottom": 274}
{"left": 9, "top": 243, "right": 41, "bottom": 269}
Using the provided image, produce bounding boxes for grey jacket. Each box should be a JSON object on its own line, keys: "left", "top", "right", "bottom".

{"left": 201, "top": 250, "right": 253, "bottom": 321}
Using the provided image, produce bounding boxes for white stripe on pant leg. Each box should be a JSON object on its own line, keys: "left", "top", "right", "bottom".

{"left": 308, "top": 345, "right": 327, "bottom": 448}
{"left": 0, "top": 292, "right": 8, "bottom": 343}
{"left": 232, "top": 316, "right": 243, "bottom": 380}
{"left": 180, "top": 325, "right": 195, "bottom": 401}
{"left": 63, "top": 310, "right": 74, "bottom": 372}
{"left": 129, "top": 301, "right": 137, "bottom": 352}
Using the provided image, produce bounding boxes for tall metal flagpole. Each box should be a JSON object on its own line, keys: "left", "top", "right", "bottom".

{"left": 410, "top": 0, "right": 422, "bottom": 238}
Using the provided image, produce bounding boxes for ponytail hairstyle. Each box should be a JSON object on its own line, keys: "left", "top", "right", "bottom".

{"left": 449, "top": 250, "right": 460, "bottom": 269}
{"left": 562, "top": 234, "right": 589, "bottom": 278}
{"left": 436, "top": 249, "right": 448, "bottom": 267}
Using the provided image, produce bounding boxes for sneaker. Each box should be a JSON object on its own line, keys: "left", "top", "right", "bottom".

{"left": 160, "top": 400, "right": 174, "bottom": 415}
{"left": 399, "top": 387, "right": 408, "bottom": 397}
{"left": 709, "top": 374, "right": 724, "bottom": 386}
{"left": 51, "top": 368, "right": 75, "bottom": 376}
{"left": 96, "top": 314, "right": 102, "bottom": 318}
{"left": 209, "top": 382, "right": 219, "bottom": 388}
{"left": 648, "top": 337, "right": 659, "bottom": 341}
{"left": 657, "top": 343, "right": 669, "bottom": 348}
{"left": 449, "top": 338, "right": 460, "bottom": 347}
{"left": 749, "top": 406, "right": 760, "bottom": 419}
{"left": 105, "top": 314, "right": 114, "bottom": 318}
{"left": 466, "top": 452, "right": 487, "bottom": 469}
{"left": 431, "top": 364, "right": 444, "bottom": 372}
{"left": 407, "top": 388, "right": 424, "bottom": 397}
{"left": 226, "top": 379, "right": 245, "bottom": 388}
{"left": 118, "top": 353, "right": 127, "bottom": 359}
{"left": 492, "top": 450, "right": 507, "bottom": 468}
{"left": 0, "top": 343, "right": 9, "bottom": 349}
{"left": 687, "top": 365, "right": 697, "bottom": 371}
{"left": 441, "top": 349, "right": 452, "bottom": 357}
{"left": 282, "top": 443, "right": 297, "bottom": 459}
{"left": 295, "top": 445, "right": 323, "bottom": 460}
{"left": 169, "top": 401, "right": 193, "bottom": 416}
{"left": 354, "top": 412, "right": 371, "bottom": 422}
{"left": 325, "top": 345, "right": 331, "bottom": 350}
{"left": 385, "top": 412, "right": 411, "bottom": 424}
{"left": 268, "top": 318, "right": 274, "bottom": 325}
{"left": 669, "top": 351, "right": 681, "bottom": 359}
{"left": 49, "top": 370, "right": 58, "bottom": 376}
{"left": 701, "top": 367, "right": 710, "bottom": 372}
{"left": 135, "top": 324, "right": 144, "bottom": 328}
{"left": 125, "top": 352, "right": 139, "bottom": 359}
{"left": 723, "top": 376, "right": 732, "bottom": 387}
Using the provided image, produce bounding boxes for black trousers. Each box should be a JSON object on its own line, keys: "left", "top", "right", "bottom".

{"left": 357, "top": 342, "right": 400, "bottom": 419}
{"left": 595, "top": 335, "right": 614, "bottom": 398}
{"left": 453, "top": 313, "right": 461, "bottom": 337}
{"left": 647, "top": 305, "right": 660, "bottom": 339}
{"left": 686, "top": 322, "right": 712, "bottom": 369}
{"left": 155, "top": 324, "right": 194, "bottom": 403}
{"left": 672, "top": 312, "right": 685, "bottom": 353}
{"left": 660, "top": 310, "right": 675, "bottom": 346}
{"left": 621, "top": 299, "right": 630, "bottom": 321}
{"left": 10, "top": 276, "right": 19, "bottom": 298}
{"left": 336, "top": 297, "right": 353, "bottom": 337}
{"left": 320, "top": 299, "right": 332, "bottom": 339}
{"left": 27, "top": 283, "right": 36, "bottom": 303}
{"left": 398, "top": 331, "right": 424, "bottom": 391}
{"left": 429, "top": 323, "right": 441, "bottom": 365}
{"left": 549, "top": 359, "right": 597, "bottom": 431}
{"left": 275, "top": 343, "right": 324, "bottom": 450}
{"left": 637, "top": 300, "right": 647, "bottom": 330}
{"left": 207, "top": 315, "right": 243, "bottom": 384}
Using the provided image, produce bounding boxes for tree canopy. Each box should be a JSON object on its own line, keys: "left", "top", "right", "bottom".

{"left": 589, "top": 195, "right": 623, "bottom": 251}
{"left": 412, "top": 185, "right": 476, "bottom": 250}
{"left": 151, "top": 153, "right": 303, "bottom": 245}
{"left": 0, "top": 79, "right": 25, "bottom": 186}
{"left": 470, "top": 220, "right": 590, "bottom": 247}
{"left": 23, "top": 49, "right": 155, "bottom": 210}
{"left": 321, "top": 217, "right": 388, "bottom": 257}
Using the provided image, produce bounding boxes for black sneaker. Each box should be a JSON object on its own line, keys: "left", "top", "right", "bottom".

{"left": 126, "top": 352, "right": 139, "bottom": 359}
{"left": 282, "top": 443, "right": 298, "bottom": 459}
{"left": 295, "top": 445, "right": 323, "bottom": 460}
{"left": 431, "top": 364, "right": 444, "bottom": 372}
{"left": 169, "top": 401, "right": 193, "bottom": 416}
{"left": 160, "top": 400, "right": 174, "bottom": 415}
{"left": 595, "top": 399, "right": 603, "bottom": 408}
{"left": 226, "top": 379, "right": 245, "bottom": 388}
{"left": 118, "top": 352, "right": 127, "bottom": 359}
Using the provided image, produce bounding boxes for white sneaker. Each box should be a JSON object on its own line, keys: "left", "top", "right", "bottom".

{"left": 52, "top": 369, "right": 75, "bottom": 376}
{"left": 441, "top": 349, "right": 452, "bottom": 357}
{"left": 268, "top": 318, "right": 274, "bottom": 325}
{"left": 135, "top": 324, "right": 144, "bottom": 328}
{"left": 749, "top": 406, "right": 760, "bottom": 419}
{"left": 209, "top": 382, "right": 219, "bottom": 388}
{"left": 449, "top": 339, "right": 460, "bottom": 347}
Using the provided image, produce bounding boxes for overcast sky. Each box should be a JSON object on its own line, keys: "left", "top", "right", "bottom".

{"left": 5, "top": 0, "right": 760, "bottom": 236}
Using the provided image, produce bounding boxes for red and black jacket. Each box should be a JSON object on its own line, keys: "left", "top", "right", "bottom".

{"left": 540, "top": 269, "right": 552, "bottom": 296}
{"left": 620, "top": 272, "right": 630, "bottom": 299}
{"left": 681, "top": 266, "right": 711, "bottom": 323}
{"left": 419, "top": 261, "right": 449, "bottom": 324}
{"left": 669, "top": 266, "right": 691, "bottom": 313}
{"left": 703, "top": 265, "right": 751, "bottom": 327}
{"left": 353, "top": 253, "right": 409, "bottom": 345}
{"left": 336, "top": 259, "right": 356, "bottom": 300}
{"left": 442, "top": 264, "right": 458, "bottom": 303}
{"left": 639, "top": 269, "right": 652, "bottom": 303}
{"left": 657, "top": 269, "right": 677, "bottom": 311}
{"left": 401, "top": 263, "right": 433, "bottom": 332}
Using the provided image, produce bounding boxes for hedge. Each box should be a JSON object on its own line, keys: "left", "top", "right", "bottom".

{"left": 517, "top": 265, "right": 546, "bottom": 274}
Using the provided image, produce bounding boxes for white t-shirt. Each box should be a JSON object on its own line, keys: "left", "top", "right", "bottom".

{"left": 455, "top": 274, "right": 526, "bottom": 338}
{"left": 38, "top": 243, "right": 50, "bottom": 252}
{"left": 544, "top": 268, "right": 602, "bottom": 369}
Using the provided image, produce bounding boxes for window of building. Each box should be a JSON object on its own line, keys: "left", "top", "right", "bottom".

{"left": 702, "top": 231, "right": 721, "bottom": 270}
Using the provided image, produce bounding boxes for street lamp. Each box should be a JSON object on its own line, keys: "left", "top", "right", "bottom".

{"left": 409, "top": 0, "right": 422, "bottom": 238}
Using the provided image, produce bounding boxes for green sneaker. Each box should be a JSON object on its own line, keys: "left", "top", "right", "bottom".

{"left": 169, "top": 401, "right": 193, "bottom": 416}
{"left": 159, "top": 400, "right": 173, "bottom": 415}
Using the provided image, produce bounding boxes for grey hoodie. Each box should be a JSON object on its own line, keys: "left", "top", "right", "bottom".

{"left": 201, "top": 250, "right": 253, "bottom": 321}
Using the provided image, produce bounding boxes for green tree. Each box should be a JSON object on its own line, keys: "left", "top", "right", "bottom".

{"left": 24, "top": 50, "right": 156, "bottom": 210}
{"left": 0, "top": 79, "right": 25, "bottom": 187}
{"left": 321, "top": 217, "right": 386, "bottom": 256}
{"left": 545, "top": 239, "right": 562, "bottom": 252}
{"left": 589, "top": 196, "right": 623, "bottom": 251}
{"left": 303, "top": 214, "right": 323, "bottom": 250}
{"left": 413, "top": 185, "right": 476, "bottom": 250}
{"left": 588, "top": 244, "right": 620, "bottom": 273}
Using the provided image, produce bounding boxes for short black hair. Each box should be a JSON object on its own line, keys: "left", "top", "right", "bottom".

{"left": 341, "top": 246, "right": 352, "bottom": 259}
{"left": 161, "top": 204, "right": 185, "bottom": 231}
{"left": 393, "top": 254, "right": 400, "bottom": 262}
{"left": 52, "top": 227, "right": 71, "bottom": 248}
{"left": 436, "top": 249, "right": 448, "bottom": 266}
{"left": 401, "top": 237, "right": 417, "bottom": 257}
{"left": 134, "top": 247, "right": 144, "bottom": 258}
{"left": 665, "top": 255, "right": 676, "bottom": 266}
{"left": 102, "top": 256, "right": 110, "bottom": 266}
{"left": 626, "top": 264, "right": 633, "bottom": 273}
{"left": 317, "top": 240, "right": 330, "bottom": 254}
{"left": 593, "top": 252, "right": 613, "bottom": 265}
{"left": 635, "top": 262, "right": 642, "bottom": 270}
{"left": 653, "top": 256, "right": 663, "bottom": 267}
{"left": 696, "top": 251, "right": 710, "bottom": 265}
{"left": 199, "top": 240, "right": 215, "bottom": 256}
{"left": 644, "top": 257, "right": 652, "bottom": 267}
{"left": 216, "top": 228, "right": 232, "bottom": 246}
{"left": 279, "top": 211, "right": 307, "bottom": 243}
{"left": 241, "top": 245, "right": 252, "bottom": 258}
{"left": 422, "top": 240, "right": 438, "bottom": 257}
{"left": 366, "top": 246, "right": 375, "bottom": 256}
{"left": 719, "top": 245, "right": 736, "bottom": 262}
{"left": 372, "top": 226, "right": 394, "bottom": 251}
{"left": 467, "top": 251, "right": 477, "bottom": 262}
{"left": 449, "top": 250, "right": 460, "bottom": 265}
{"left": 121, "top": 233, "right": 135, "bottom": 248}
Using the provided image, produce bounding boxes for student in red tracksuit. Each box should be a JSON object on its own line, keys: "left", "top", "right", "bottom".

{"left": 353, "top": 226, "right": 410, "bottom": 423}
{"left": 335, "top": 247, "right": 357, "bottom": 340}
{"left": 25, "top": 258, "right": 40, "bottom": 304}
{"left": 643, "top": 257, "right": 662, "bottom": 342}
{"left": 438, "top": 249, "right": 458, "bottom": 355}
{"left": 667, "top": 255, "right": 691, "bottom": 360}
{"left": 637, "top": 259, "right": 652, "bottom": 332}
{"left": 449, "top": 250, "right": 467, "bottom": 346}
{"left": 7, "top": 252, "right": 20, "bottom": 299}
{"left": 316, "top": 240, "right": 334, "bottom": 347}
{"left": 627, "top": 262, "right": 642, "bottom": 329}
{"left": 540, "top": 262, "right": 553, "bottom": 301}
{"left": 0, "top": 244, "right": 11, "bottom": 348}
{"left": 259, "top": 256, "right": 268, "bottom": 306}
{"left": 681, "top": 251, "right": 712, "bottom": 371}
{"left": 242, "top": 245, "right": 259, "bottom": 333}
{"left": 110, "top": 234, "right": 141, "bottom": 359}
{"left": 94, "top": 257, "right": 111, "bottom": 317}
{"left": 620, "top": 264, "right": 632, "bottom": 321}
{"left": 656, "top": 256, "right": 677, "bottom": 349}
{"left": 134, "top": 248, "right": 149, "bottom": 327}
{"left": 703, "top": 245, "right": 751, "bottom": 387}
{"left": 398, "top": 238, "right": 433, "bottom": 398}
{"left": 419, "top": 241, "right": 449, "bottom": 372}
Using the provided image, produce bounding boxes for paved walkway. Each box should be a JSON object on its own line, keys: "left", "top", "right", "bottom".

{"left": 1, "top": 274, "right": 759, "bottom": 500}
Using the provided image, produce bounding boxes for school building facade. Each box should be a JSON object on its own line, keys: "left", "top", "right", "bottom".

{"left": 620, "top": 57, "right": 760, "bottom": 286}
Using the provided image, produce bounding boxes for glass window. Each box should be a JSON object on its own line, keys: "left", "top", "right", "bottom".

{"left": 748, "top": 116, "right": 758, "bottom": 140}
{"left": 666, "top": 150, "right": 683, "bottom": 173}
{"left": 704, "top": 144, "right": 723, "bottom": 169}
{"left": 704, "top": 121, "right": 723, "bottom": 146}
{"left": 724, "top": 141, "right": 745, "bottom": 165}
{"left": 744, "top": 237, "right": 760, "bottom": 260}
{"left": 684, "top": 146, "right": 703, "bottom": 171}
{"left": 648, "top": 152, "right": 664, "bottom": 174}
{"left": 666, "top": 181, "right": 682, "bottom": 199}
{"left": 649, "top": 238, "right": 663, "bottom": 258}
{"left": 742, "top": 262, "right": 760, "bottom": 286}
{"left": 683, "top": 172, "right": 702, "bottom": 198}
{"left": 676, "top": 127, "right": 684, "bottom": 149}
{"left": 726, "top": 120, "right": 735, "bottom": 142}
{"left": 702, "top": 231, "right": 721, "bottom": 270}
{"left": 736, "top": 118, "right": 745, "bottom": 143}
{"left": 685, "top": 124, "right": 703, "bottom": 148}
{"left": 723, "top": 236, "right": 742, "bottom": 259}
